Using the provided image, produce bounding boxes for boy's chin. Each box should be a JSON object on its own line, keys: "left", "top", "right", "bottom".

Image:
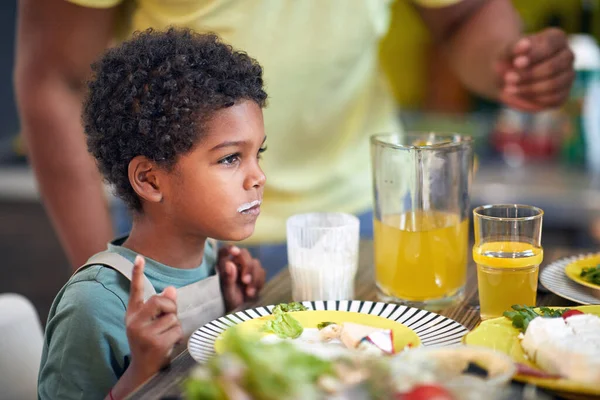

{"left": 212, "top": 226, "right": 255, "bottom": 242}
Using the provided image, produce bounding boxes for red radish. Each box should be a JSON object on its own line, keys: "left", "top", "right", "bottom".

{"left": 397, "top": 384, "right": 454, "bottom": 400}
{"left": 562, "top": 310, "right": 584, "bottom": 320}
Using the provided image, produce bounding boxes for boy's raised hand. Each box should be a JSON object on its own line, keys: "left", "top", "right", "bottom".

{"left": 125, "top": 256, "right": 183, "bottom": 381}
{"left": 218, "top": 246, "right": 266, "bottom": 310}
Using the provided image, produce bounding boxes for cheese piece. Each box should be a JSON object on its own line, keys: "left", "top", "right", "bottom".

{"left": 566, "top": 313, "right": 600, "bottom": 334}
{"left": 520, "top": 314, "right": 600, "bottom": 384}
{"left": 520, "top": 317, "right": 571, "bottom": 373}
{"left": 340, "top": 323, "right": 381, "bottom": 349}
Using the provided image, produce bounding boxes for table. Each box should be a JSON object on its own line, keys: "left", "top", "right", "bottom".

{"left": 130, "top": 242, "right": 582, "bottom": 400}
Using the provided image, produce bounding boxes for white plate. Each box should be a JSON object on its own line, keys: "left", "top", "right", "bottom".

{"left": 540, "top": 255, "right": 600, "bottom": 305}
{"left": 188, "top": 300, "right": 469, "bottom": 363}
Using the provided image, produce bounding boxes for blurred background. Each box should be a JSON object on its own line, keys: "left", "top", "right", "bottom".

{"left": 1, "top": 0, "right": 600, "bottom": 324}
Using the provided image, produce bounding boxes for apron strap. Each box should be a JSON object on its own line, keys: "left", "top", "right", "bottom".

{"left": 74, "top": 246, "right": 225, "bottom": 356}
{"left": 74, "top": 252, "right": 157, "bottom": 301}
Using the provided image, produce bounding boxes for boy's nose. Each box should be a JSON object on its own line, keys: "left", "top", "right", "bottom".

{"left": 245, "top": 165, "right": 266, "bottom": 190}
{"left": 252, "top": 169, "right": 266, "bottom": 189}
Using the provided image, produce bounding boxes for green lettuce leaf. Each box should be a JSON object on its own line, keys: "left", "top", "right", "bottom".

{"left": 272, "top": 302, "right": 308, "bottom": 314}
{"left": 262, "top": 312, "right": 304, "bottom": 339}
{"left": 184, "top": 329, "right": 334, "bottom": 400}
{"left": 183, "top": 379, "right": 226, "bottom": 400}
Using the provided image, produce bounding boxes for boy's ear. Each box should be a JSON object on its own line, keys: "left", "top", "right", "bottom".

{"left": 128, "top": 156, "right": 163, "bottom": 204}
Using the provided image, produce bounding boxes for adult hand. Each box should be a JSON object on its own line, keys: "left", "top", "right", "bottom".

{"left": 497, "top": 28, "right": 575, "bottom": 112}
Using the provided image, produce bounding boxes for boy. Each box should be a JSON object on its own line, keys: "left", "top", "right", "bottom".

{"left": 38, "top": 28, "right": 268, "bottom": 400}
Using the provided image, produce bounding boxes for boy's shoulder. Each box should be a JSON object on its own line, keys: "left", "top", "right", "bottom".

{"left": 64, "top": 263, "right": 131, "bottom": 309}
{"left": 43, "top": 263, "right": 132, "bottom": 342}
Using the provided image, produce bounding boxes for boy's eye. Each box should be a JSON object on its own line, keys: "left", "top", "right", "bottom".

{"left": 218, "top": 153, "right": 240, "bottom": 165}
{"left": 258, "top": 146, "right": 267, "bottom": 158}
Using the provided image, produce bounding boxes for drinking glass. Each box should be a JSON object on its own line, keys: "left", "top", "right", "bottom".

{"left": 287, "top": 213, "right": 359, "bottom": 301}
{"left": 371, "top": 132, "right": 473, "bottom": 309}
{"left": 473, "top": 204, "right": 544, "bottom": 320}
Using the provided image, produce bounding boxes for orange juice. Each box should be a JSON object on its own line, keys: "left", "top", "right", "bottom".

{"left": 473, "top": 241, "right": 543, "bottom": 319}
{"left": 374, "top": 211, "right": 468, "bottom": 302}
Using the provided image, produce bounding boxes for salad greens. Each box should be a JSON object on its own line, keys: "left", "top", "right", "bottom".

{"left": 184, "top": 302, "right": 500, "bottom": 400}
{"left": 272, "top": 302, "right": 308, "bottom": 313}
{"left": 261, "top": 302, "right": 308, "bottom": 339}
{"left": 317, "top": 321, "right": 336, "bottom": 330}
{"left": 503, "top": 305, "right": 569, "bottom": 332}
{"left": 184, "top": 329, "right": 335, "bottom": 400}
{"left": 580, "top": 265, "right": 600, "bottom": 285}
{"left": 262, "top": 313, "right": 304, "bottom": 339}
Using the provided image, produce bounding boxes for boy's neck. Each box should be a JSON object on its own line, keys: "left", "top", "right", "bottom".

{"left": 122, "top": 216, "right": 207, "bottom": 270}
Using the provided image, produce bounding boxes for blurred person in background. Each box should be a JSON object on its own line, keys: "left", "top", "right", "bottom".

{"left": 14, "top": 0, "right": 574, "bottom": 277}
{"left": 381, "top": 0, "right": 591, "bottom": 114}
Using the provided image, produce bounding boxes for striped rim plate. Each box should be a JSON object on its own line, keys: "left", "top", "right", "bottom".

{"left": 540, "top": 254, "right": 600, "bottom": 305}
{"left": 188, "top": 300, "right": 469, "bottom": 363}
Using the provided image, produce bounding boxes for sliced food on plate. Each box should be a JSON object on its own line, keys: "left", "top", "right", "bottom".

{"left": 186, "top": 302, "right": 514, "bottom": 399}
{"left": 185, "top": 328, "right": 515, "bottom": 400}
{"left": 190, "top": 301, "right": 471, "bottom": 364}
{"left": 465, "top": 304, "right": 600, "bottom": 396}
{"left": 504, "top": 305, "right": 600, "bottom": 385}
{"left": 564, "top": 255, "right": 600, "bottom": 291}
{"left": 241, "top": 302, "right": 414, "bottom": 357}
{"left": 579, "top": 264, "right": 600, "bottom": 286}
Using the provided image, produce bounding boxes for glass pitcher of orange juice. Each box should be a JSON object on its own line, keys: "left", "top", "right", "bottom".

{"left": 371, "top": 133, "right": 472, "bottom": 309}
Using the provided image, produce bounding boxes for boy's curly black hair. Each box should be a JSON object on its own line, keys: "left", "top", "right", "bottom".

{"left": 83, "top": 28, "right": 267, "bottom": 211}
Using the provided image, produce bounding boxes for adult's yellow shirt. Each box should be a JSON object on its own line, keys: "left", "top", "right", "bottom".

{"left": 69, "top": 0, "right": 460, "bottom": 244}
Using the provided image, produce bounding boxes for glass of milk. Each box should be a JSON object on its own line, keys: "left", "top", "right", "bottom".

{"left": 286, "top": 213, "right": 360, "bottom": 301}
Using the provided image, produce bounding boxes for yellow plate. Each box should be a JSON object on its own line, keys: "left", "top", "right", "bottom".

{"left": 565, "top": 254, "right": 600, "bottom": 291}
{"left": 214, "top": 310, "right": 421, "bottom": 354}
{"left": 464, "top": 305, "right": 600, "bottom": 397}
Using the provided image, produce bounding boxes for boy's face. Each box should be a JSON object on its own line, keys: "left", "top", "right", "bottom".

{"left": 160, "top": 100, "right": 266, "bottom": 241}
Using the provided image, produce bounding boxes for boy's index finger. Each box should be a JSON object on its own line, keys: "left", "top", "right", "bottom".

{"left": 128, "top": 255, "right": 146, "bottom": 312}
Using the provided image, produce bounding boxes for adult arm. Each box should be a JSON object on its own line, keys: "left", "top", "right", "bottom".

{"left": 415, "top": 0, "right": 573, "bottom": 111}
{"left": 14, "top": 0, "right": 118, "bottom": 269}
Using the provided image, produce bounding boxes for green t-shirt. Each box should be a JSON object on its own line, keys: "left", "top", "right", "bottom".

{"left": 37, "top": 239, "right": 216, "bottom": 400}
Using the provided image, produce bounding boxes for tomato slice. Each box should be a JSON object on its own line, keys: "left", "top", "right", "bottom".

{"left": 562, "top": 309, "right": 584, "bottom": 320}
{"left": 397, "top": 384, "right": 454, "bottom": 400}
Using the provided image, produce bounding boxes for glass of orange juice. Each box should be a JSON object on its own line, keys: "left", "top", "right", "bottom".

{"left": 371, "top": 133, "right": 473, "bottom": 309}
{"left": 473, "top": 204, "right": 543, "bottom": 320}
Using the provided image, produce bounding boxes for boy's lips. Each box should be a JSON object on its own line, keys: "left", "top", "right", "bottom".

{"left": 237, "top": 200, "right": 262, "bottom": 215}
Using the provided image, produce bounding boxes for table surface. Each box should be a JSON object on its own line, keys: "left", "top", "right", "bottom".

{"left": 129, "top": 242, "right": 587, "bottom": 400}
